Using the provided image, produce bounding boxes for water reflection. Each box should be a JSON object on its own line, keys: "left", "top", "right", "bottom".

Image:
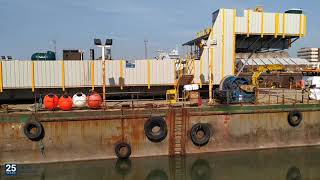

{"left": 286, "top": 166, "right": 302, "bottom": 180}
{"left": 1, "top": 147, "right": 320, "bottom": 180}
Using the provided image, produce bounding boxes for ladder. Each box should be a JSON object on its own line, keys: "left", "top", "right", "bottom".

{"left": 172, "top": 109, "right": 186, "bottom": 155}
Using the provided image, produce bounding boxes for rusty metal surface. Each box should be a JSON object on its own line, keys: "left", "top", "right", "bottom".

{"left": 186, "top": 111, "right": 320, "bottom": 155}
{"left": 1, "top": 104, "right": 320, "bottom": 164}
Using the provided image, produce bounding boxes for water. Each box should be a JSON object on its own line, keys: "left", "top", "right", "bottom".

{"left": 2, "top": 147, "right": 320, "bottom": 180}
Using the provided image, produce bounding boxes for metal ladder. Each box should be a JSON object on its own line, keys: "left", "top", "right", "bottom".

{"left": 173, "top": 109, "right": 185, "bottom": 155}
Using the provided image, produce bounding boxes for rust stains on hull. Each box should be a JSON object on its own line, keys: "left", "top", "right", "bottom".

{"left": 1, "top": 105, "right": 320, "bottom": 164}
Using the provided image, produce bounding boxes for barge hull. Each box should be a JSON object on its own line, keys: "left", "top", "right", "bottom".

{"left": 1, "top": 104, "right": 320, "bottom": 164}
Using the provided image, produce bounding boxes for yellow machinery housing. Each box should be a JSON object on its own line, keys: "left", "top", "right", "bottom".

{"left": 252, "top": 64, "right": 285, "bottom": 86}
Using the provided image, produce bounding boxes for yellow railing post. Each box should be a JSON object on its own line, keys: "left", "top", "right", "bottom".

{"left": 31, "top": 62, "right": 35, "bottom": 92}
{"left": 0, "top": 61, "right": 3, "bottom": 93}
{"left": 261, "top": 12, "right": 264, "bottom": 38}
{"left": 275, "top": 13, "right": 279, "bottom": 38}
{"left": 282, "top": 13, "right": 286, "bottom": 38}
{"left": 147, "top": 60, "right": 151, "bottom": 89}
{"left": 91, "top": 61, "right": 95, "bottom": 91}
{"left": 247, "top": 9, "right": 251, "bottom": 37}
{"left": 61, "top": 61, "right": 65, "bottom": 91}
{"left": 120, "top": 60, "right": 123, "bottom": 90}
{"left": 304, "top": 15, "right": 307, "bottom": 36}
{"left": 233, "top": 9, "right": 236, "bottom": 75}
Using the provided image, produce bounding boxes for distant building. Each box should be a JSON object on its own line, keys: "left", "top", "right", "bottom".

{"left": 297, "top": 48, "right": 320, "bottom": 62}
{"left": 63, "top": 50, "right": 84, "bottom": 60}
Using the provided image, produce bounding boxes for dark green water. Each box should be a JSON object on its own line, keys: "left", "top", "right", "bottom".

{"left": 2, "top": 147, "right": 320, "bottom": 180}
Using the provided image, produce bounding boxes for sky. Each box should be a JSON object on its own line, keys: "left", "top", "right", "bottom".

{"left": 0, "top": 0, "right": 319, "bottom": 60}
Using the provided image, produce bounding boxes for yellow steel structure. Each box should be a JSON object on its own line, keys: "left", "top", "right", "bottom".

{"left": 275, "top": 13, "right": 279, "bottom": 37}
{"left": 120, "top": 60, "right": 123, "bottom": 90}
{"left": 247, "top": 9, "right": 251, "bottom": 37}
{"left": 147, "top": 60, "right": 151, "bottom": 89}
{"left": 252, "top": 64, "right": 285, "bottom": 87}
{"left": 282, "top": 13, "right": 286, "bottom": 38}
{"left": 166, "top": 89, "right": 177, "bottom": 104}
{"left": 91, "top": 61, "right": 95, "bottom": 91}
{"left": 304, "top": 15, "right": 307, "bottom": 36}
{"left": 261, "top": 12, "right": 264, "bottom": 37}
{"left": 31, "top": 62, "right": 35, "bottom": 92}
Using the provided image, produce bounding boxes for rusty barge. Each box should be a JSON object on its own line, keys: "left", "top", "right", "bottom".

{"left": 1, "top": 98, "right": 320, "bottom": 164}
{"left": 1, "top": 7, "right": 319, "bottom": 165}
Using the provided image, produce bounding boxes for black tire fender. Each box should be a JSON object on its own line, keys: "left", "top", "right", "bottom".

{"left": 288, "top": 110, "right": 303, "bottom": 127}
{"left": 23, "top": 121, "right": 45, "bottom": 141}
{"left": 115, "top": 142, "right": 132, "bottom": 159}
{"left": 190, "top": 123, "right": 211, "bottom": 146}
{"left": 144, "top": 116, "right": 168, "bottom": 143}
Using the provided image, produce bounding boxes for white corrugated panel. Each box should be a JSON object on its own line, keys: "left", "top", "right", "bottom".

{"left": 150, "top": 60, "right": 175, "bottom": 85}
{"left": 93, "top": 61, "right": 102, "bottom": 86}
{"left": 264, "top": 13, "right": 276, "bottom": 34}
{"left": 64, "top": 61, "right": 91, "bottom": 87}
{"left": 250, "top": 11, "right": 262, "bottom": 34}
{"left": 35, "top": 61, "right": 61, "bottom": 88}
{"left": 123, "top": 60, "right": 147, "bottom": 85}
{"left": 2, "top": 61, "right": 32, "bottom": 88}
{"left": 106, "top": 60, "right": 121, "bottom": 86}
{"left": 236, "top": 17, "right": 246, "bottom": 34}
{"left": 286, "top": 14, "right": 300, "bottom": 35}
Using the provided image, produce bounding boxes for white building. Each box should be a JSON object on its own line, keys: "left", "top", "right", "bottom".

{"left": 298, "top": 48, "right": 319, "bottom": 62}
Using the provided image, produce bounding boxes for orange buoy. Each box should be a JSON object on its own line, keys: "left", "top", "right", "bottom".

{"left": 43, "top": 93, "right": 59, "bottom": 110}
{"left": 59, "top": 95, "right": 73, "bottom": 111}
{"left": 87, "top": 92, "right": 102, "bottom": 109}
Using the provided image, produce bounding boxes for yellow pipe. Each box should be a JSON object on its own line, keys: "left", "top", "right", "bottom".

{"left": 91, "top": 61, "right": 95, "bottom": 91}
{"left": 221, "top": 9, "right": 225, "bottom": 77}
{"left": 233, "top": 9, "right": 237, "bottom": 75}
{"left": 147, "top": 60, "right": 151, "bottom": 89}
{"left": 31, "top": 62, "right": 35, "bottom": 92}
{"left": 120, "top": 60, "right": 123, "bottom": 90}
{"left": 275, "top": 13, "right": 279, "bottom": 38}
{"left": 247, "top": 9, "right": 251, "bottom": 37}
{"left": 0, "top": 61, "right": 3, "bottom": 93}
{"left": 261, "top": 12, "right": 264, "bottom": 38}
{"left": 62, "top": 61, "right": 65, "bottom": 91}
{"left": 282, "top": 13, "right": 286, "bottom": 38}
{"left": 304, "top": 15, "right": 307, "bottom": 36}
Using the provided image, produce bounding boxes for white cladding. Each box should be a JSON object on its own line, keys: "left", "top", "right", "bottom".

{"left": 1, "top": 60, "right": 175, "bottom": 89}
{"left": 200, "top": 8, "right": 306, "bottom": 85}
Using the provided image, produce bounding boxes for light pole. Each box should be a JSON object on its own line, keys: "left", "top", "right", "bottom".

{"left": 94, "top": 38, "right": 113, "bottom": 106}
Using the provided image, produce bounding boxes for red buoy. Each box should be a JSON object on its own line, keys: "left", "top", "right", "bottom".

{"left": 87, "top": 92, "right": 102, "bottom": 109}
{"left": 59, "top": 95, "right": 73, "bottom": 111}
{"left": 43, "top": 94, "right": 59, "bottom": 110}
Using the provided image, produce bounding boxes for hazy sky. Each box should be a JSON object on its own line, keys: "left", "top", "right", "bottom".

{"left": 0, "top": 0, "right": 319, "bottom": 60}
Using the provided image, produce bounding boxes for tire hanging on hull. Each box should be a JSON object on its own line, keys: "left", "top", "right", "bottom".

{"left": 288, "top": 110, "right": 303, "bottom": 127}
{"left": 115, "top": 142, "right": 132, "bottom": 159}
{"left": 23, "top": 121, "right": 45, "bottom": 141}
{"left": 190, "top": 123, "right": 211, "bottom": 146}
{"left": 144, "top": 116, "right": 168, "bottom": 143}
